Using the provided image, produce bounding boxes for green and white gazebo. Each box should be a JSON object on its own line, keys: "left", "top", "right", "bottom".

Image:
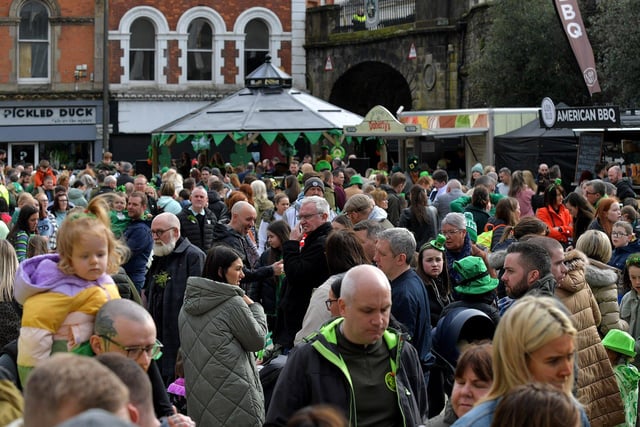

{"left": 150, "top": 56, "right": 362, "bottom": 171}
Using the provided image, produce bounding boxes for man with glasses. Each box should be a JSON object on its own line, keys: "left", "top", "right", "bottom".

{"left": 90, "top": 299, "right": 183, "bottom": 420}
{"left": 584, "top": 179, "right": 607, "bottom": 208}
{"left": 277, "top": 196, "right": 332, "bottom": 350}
{"left": 143, "top": 212, "right": 205, "bottom": 384}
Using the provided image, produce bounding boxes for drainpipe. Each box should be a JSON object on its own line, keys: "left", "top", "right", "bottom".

{"left": 456, "top": 20, "right": 467, "bottom": 108}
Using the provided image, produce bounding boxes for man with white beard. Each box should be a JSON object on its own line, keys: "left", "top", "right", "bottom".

{"left": 143, "top": 212, "right": 205, "bottom": 383}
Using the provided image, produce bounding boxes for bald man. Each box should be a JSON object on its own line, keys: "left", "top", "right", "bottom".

{"left": 212, "top": 201, "right": 283, "bottom": 286}
{"left": 265, "top": 265, "right": 428, "bottom": 426}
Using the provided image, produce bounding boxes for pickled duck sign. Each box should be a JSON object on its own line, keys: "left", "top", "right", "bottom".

{"left": 0, "top": 106, "right": 97, "bottom": 126}
{"left": 553, "top": 0, "right": 601, "bottom": 95}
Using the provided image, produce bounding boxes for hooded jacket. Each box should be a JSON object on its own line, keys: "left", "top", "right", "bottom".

{"left": 620, "top": 290, "right": 640, "bottom": 362}
{"left": 584, "top": 258, "right": 628, "bottom": 334}
{"left": 556, "top": 250, "right": 625, "bottom": 426}
{"left": 179, "top": 276, "right": 267, "bottom": 426}
{"left": 265, "top": 318, "right": 428, "bottom": 426}
{"left": 14, "top": 254, "right": 119, "bottom": 383}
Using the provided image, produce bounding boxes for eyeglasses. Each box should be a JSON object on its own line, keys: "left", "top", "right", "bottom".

{"left": 100, "top": 335, "right": 163, "bottom": 360}
{"left": 611, "top": 232, "right": 629, "bottom": 238}
{"left": 584, "top": 191, "right": 598, "bottom": 196}
{"left": 297, "top": 212, "right": 321, "bottom": 221}
{"left": 442, "top": 230, "right": 463, "bottom": 236}
{"left": 325, "top": 298, "right": 338, "bottom": 310}
{"left": 151, "top": 227, "right": 175, "bottom": 237}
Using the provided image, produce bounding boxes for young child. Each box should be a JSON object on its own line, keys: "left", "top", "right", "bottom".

{"left": 621, "top": 254, "right": 640, "bottom": 344}
{"left": 14, "top": 196, "right": 128, "bottom": 383}
{"left": 602, "top": 329, "right": 640, "bottom": 427}
{"left": 609, "top": 221, "right": 640, "bottom": 272}
{"left": 107, "top": 192, "right": 130, "bottom": 238}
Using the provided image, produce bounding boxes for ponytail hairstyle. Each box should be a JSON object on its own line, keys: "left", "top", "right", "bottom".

{"left": 57, "top": 195, "right": 129, "bottom": 276}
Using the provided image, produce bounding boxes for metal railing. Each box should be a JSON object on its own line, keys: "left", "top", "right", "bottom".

{"left": 335, "top": 0, "right": 416, "bottom": 33}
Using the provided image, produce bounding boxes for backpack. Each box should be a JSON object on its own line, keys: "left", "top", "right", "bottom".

{"left": 476, "top": 222, "right": 506, "bottom": 250}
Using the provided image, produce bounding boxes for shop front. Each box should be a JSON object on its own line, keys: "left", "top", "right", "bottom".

{"left": 0, "top": 100, "right": 104, "bottom": 171}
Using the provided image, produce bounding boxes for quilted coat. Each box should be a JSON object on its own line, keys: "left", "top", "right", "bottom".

{"left": 584, "top": 258, "right": 628, "bottom": 335}
{"left": 556, "top": 250, "right": 625, "bottom": 426}
{"left": 179, "top": 276, "right": 267, "bottom": 426}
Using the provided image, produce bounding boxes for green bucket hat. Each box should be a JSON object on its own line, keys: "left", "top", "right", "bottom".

{"left": 349, "top": 175, "right": 364, "bottom": 186}
{"left": 602, "top": 329, "right": 636, "bottom": 358}
{"left": 315, "top": 160, "right": 331, "bottom": 172}
{"left": 453, "top": 256, "right": 498, "bottom": 295}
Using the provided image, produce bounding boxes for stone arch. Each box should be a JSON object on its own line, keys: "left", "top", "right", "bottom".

{"left": 176, "top": 7, "right": 227, "bottom": 85}
{"left": 10, "top": 0, "right": 60, "bottom": 17}
{"left": 329, "top": 61, "right": 412, "bottom": 117}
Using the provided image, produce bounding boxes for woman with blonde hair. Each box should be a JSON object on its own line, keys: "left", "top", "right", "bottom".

{"left": 452, "top": 296, "right": 589, "bottom": 427}
{"left": 251, "top": 179, "right": 274, "bottom": 229}
{"left": 0, "top": 240, "right": 20, "bottom": 349}
{"left": 575, "top": 229, "right": 628, "bottom": 334}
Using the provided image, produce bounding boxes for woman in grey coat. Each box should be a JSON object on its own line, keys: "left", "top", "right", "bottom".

{"left": 179, "top": 246, "right": 268, "bottom": 426}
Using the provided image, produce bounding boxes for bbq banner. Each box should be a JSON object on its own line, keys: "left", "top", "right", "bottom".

{"left": 553, "top": 0, "right": 601, "bottom": 96}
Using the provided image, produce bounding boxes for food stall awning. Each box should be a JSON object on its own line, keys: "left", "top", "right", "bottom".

{"left": 343, "top": 105, "right": 422, "bottom": 137}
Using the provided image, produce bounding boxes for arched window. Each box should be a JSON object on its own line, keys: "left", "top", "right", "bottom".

{"left": 187, "top": 18, "right": 213, "bottom": 81}
{"left": 18, "top": 0, "right": 49, "bottom": 80}
{"left": 244, "top": 19, "right": 269, "bottom": 76}
{"left": 129, "top": 18, "right": 155, "bottom": 81}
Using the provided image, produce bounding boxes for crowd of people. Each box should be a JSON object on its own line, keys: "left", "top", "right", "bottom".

{"left": 1, "top": 150, "right": 640, "bottom": 426}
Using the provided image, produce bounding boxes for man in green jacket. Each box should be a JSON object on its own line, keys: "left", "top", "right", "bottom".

{"left": 265, "top": 264, "right": 428, "bottom": 426}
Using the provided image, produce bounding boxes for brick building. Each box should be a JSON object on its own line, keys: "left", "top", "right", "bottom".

{"left": 109, "top": 1, "right": 304, "bottom": 168}
{"left": 0, "top": 0, "right": 304, "bottom": 170}
{"left": 0, "top": 0, "right": 105, "bottom": 169}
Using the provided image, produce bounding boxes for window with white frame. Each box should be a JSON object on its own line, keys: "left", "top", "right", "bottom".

{"left": 187, "top": 18, "right": 213, "bottom": 81}
{"left": 18, "top": 0, "right": 49, "bottom": 80}
{"left": 129, "top": 18, "right": 156, "bottom": 81}
{"left": 244, "top": 19, "right": 269, "bottom": 76}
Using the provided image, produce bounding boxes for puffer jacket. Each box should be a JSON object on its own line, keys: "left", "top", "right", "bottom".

{"left": 556, "top": 250, "right": 625, "bottom": 427}
{"left": 584, "top": 258, "right": 628, "bottom": 334}
{"left": 179, "top": 276, "right": 267, "bottom": 426}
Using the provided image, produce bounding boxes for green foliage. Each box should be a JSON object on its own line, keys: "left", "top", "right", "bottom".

{"left": 590, "top": 0, "right": 640, "bottom": 107}
{"left": 468, "top": 0, "right": 591, "bottom": 107}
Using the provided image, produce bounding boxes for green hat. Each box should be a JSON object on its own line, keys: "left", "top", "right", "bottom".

{"left": 453, "top": 256, "right": 498, "bottom": 295}
{"left": 408, "top": 155, "right": 419, "bottom": 171}
{"left": 464, "top": 212, "right": 477, "bottom": 243}
{"left": 419, "top": 171, "right": 431, "bottom": 178}
{"left": 602, "top": 329, "right": 636, "bottom": 358}
{"left": 315, "top": 160, "right": 331, "bottom": 172}
{"left": 421, "top": 234, "right": 446, "bottom": 252}
{"left": 349, "top": 175, "right": 364, "bottom": 186}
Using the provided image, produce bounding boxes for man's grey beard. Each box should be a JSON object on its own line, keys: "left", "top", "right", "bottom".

{"left": 153, "top": 237, "right": 177, "bottom": 257}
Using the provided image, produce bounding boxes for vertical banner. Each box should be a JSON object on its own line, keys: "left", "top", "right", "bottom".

{"left": 553, "top": 0, "right": 601, "bottom": 96}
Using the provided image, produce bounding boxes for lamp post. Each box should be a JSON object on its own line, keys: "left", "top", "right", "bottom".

{"left": 102, "top": 0, "right": 109, "bottom": 153}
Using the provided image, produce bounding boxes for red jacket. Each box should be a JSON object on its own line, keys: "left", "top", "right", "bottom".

{"left": 33, "top": 168, "right": 56, "bottom": 188}
{"left": 536, "top": 204, "right": 573, "bottom": 244}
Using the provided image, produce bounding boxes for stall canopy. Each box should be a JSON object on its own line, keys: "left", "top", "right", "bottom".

{"left": 150, "top": 56, "right": 362, "bottom": 169}
{"left": 493, "top": 119, "right": 578, "bottom": 180}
